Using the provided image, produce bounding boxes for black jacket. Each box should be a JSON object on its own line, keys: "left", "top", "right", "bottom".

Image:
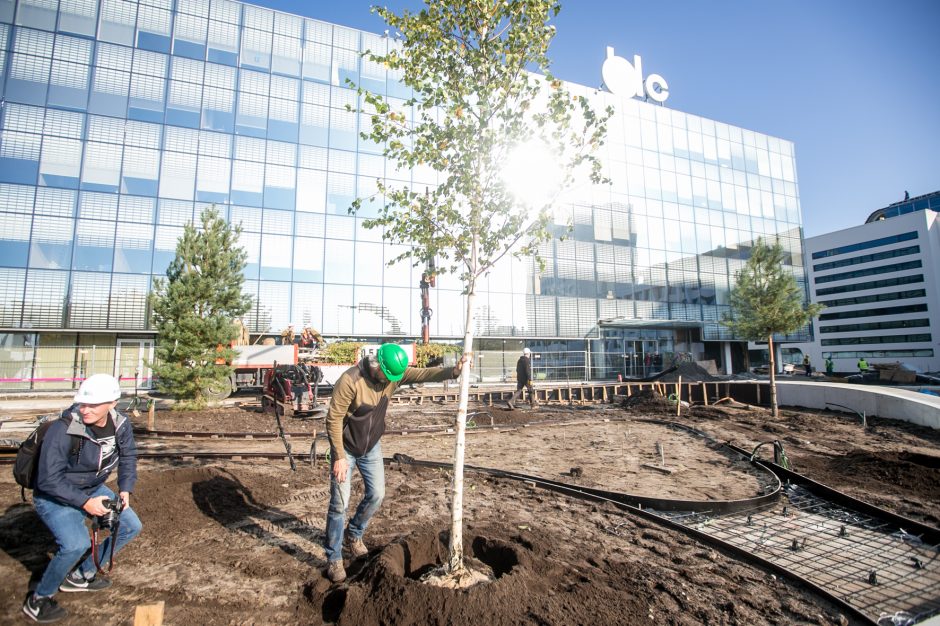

{"left": 516, "top": 355, "right": 533, "bottom": 384}
{"left": 36, "top": 406, "right": 138, "bottom": 508}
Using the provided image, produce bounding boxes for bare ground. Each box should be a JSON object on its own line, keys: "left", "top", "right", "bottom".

{"left": 1, "top": 391, "right": 938, "bottom": 625}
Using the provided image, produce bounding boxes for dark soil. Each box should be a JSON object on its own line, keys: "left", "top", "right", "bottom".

{"left": 1, "top": 390, "right": 937, "bottom": 625}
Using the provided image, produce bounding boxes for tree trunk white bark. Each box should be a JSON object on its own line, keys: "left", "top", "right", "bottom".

{"left": 445, "top": 235, "right": 478, "bottom": 575}
{"left": 767, "top": 335, "right": 778, "bottom": 418}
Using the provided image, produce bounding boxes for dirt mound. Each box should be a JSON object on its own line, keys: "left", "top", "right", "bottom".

{"left": 619, "top": 388, "right": 673, "bottom": 413}
{"left": 657, "top": 362, "right": 722, "bottom": 382}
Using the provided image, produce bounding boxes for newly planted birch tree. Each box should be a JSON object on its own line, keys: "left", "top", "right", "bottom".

{"left": 352, "top": 0, "right": 610, "bottom": 584}
{"left": 722, "top": 238, "right": 824, "bottom": 418}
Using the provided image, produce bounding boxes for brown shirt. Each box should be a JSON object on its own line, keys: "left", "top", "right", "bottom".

{"left": 326, "top": 360, "right": 458, "bottom": 461}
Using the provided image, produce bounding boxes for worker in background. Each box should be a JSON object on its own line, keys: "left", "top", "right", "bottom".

{"left": 298, "top": 326, "right": 323, "bottom": 349}
{"left": 857, "top": 357, "right": 869, "bottom": 373}
{"left": 802, "top": 355, "right": 812, "bottom": 377}
{"left": 824, "top": 356, "right": 834, "bottom": 376}
{"left": 506, "top": 347, "right": 537, "bottom": 410}
{"left": 323, "top": 344, "right": 468, "bottom": 584}
{"left": 279, "top": 323, "right": 296, "bottom": 346}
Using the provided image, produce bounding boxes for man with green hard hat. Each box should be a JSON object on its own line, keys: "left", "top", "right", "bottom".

{"left": 323, "top": 343, "right": 467, "bottom": 583}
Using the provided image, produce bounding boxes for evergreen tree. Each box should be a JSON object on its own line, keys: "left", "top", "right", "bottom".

{"left": 150, "top": 206, "right": 252, "bottom": 408}
{"left": 353, "top": 0, "right": 611, "bottom": 584}
{"left": 723, "top": 238, "right": 824, "bottom": 417}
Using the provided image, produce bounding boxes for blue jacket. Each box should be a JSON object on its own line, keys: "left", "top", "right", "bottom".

{"left": 35, "top": 406, "right": 138, "bottom": 509}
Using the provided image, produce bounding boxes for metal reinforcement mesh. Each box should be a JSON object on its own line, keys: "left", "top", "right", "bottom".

{"left": 653, "top": 484, "right": 940, "bottom": 625}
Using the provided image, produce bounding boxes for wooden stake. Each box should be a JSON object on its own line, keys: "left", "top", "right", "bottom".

{"left": 702, "top": 382, "right": 708, "bottom": 406}
{"left": 676, "top": 376, "right": 682, "bottom": 416}
{"left": 134, "top": 601, "right": 165, "bottom": 626}
{"left": 147, "top": 401, "right": 155, "bottom": 431}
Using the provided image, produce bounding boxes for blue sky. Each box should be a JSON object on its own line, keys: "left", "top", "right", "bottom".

{"left": 254, "top": 0, "right": 939, "bottom": 238}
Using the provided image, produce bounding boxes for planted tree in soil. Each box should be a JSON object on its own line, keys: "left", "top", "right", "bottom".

{"left": 722, "top": 237, "right": 824, "bottom": 418}
{"left": 352, "top": 0, "right": 610, "bottom": 585}
{"left": 150, "top": 206, "right": 252, "bottom": 409}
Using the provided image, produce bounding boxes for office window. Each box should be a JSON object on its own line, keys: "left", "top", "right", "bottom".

{"left": 157, "top": 198, "right": 194, "bottom": 226}
{"left": 35, "top": 187, "right": 77, "bottom": 217}
{"left": 302, "top": 40, "right": 331, "bottom": 83}
{"left": 23, "top": 269, "right": 68, "bottom": 326}
{"left": 272, "top": 32, "right": 301, "bottom": 76}
{"left": 81, "top": 142, "right": 122, "bottom": 192}
{"left": 198, "top": 20, "right": 233, "bottom": 58}
{"left": 78, "top": 190, "right": 118, "bottom": 220}
{"left": 0, "top": 213, "right": 31, "bottom": 267}
{"left": 73, "top": 218, "right": 116, "bottom": 271}
{"left": 260, "top": 234, "right": 292, "bottom": 280}
{"left": 119, "top": 195, "right": 154, "bottom": 223}
{"left": 28, "top": 216, "right": 72, "bottom": 269}
{"left": 122, "top": 146, "right": 160, "bottom": 196}
{"left": 38, "top": 136, "right": 82, "bottom": 188}
{"left": 231, "top": 161, "right": 264, "bottom": 206}
{"left": 240, "top": 27, "right": 271, "bottom": 70}
{"left": 0, "top": 268, "right": 25, "bottom": 326}
{"left": 90, "top": 43, "right": 130, "bottom": 114}
{"left": 195, "top": 155, "right": 230, "bottom": 203}
{"left": 814, "top": 260, "right": 922, "bottom": 284}
{"left": 108, "top": 273, "right": 149, "bottom": 328}
{"left": 152, "top": 224, "right": 183, "bottom": 273}
{"left": 99, "top": 0, "right": 137, "bottom": 45}
{"left": 173, "top": 12, "right": 208, "bottom": 59}
{"left": 136, "top": 4, "right": 171, "bottom": 52}
{"left": 1, "top": 184, "right": 36, "bottom": 215}
{"left": 257, "top": 280, "right": 289, "bottom": 331}
{"left": 58, "top": 0, "right": 99, "bottom": 37}
{"left": 158, "top": 151, "right": 196, "bottom": 200}
{"left": 69, "top": 271, "right": 111, "bottom": 327}
{"left": 16, "top": 0, "right": 57, "bottom": 30}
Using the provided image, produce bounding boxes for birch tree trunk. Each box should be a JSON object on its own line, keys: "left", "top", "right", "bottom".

{"left": 445, "top": 231, "right": 478, "bottom": 574}
{"left": 767, "top": 335, "right": 779, "bottom": 418}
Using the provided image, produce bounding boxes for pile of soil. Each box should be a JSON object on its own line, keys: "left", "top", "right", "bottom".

{"left": 619, "top": 388, "right": 673, "bottom": 411}
{"left": 657, "top": 362, "right": 722, "bottom": 382}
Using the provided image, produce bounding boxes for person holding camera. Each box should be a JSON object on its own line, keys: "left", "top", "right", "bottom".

{"left": 23, "top": 374, "right": 142, "bottom": 624}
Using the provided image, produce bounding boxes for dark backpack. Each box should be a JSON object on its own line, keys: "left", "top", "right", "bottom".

{"left": 13, "top": 415, "right": 81, "bottom": 499}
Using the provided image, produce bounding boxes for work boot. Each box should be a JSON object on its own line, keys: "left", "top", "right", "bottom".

{"left": 505, "top": 399, "right": 514, "bottom": 411}
{"left": 22, "top": 593, "right": 67, "bottom": 623}
{"left": 59, "top": 570, "right": 112, "bottom": 592}
{"left": 326, "top": 560, "right": 346, "bottom": 583}
{"left": 345, "top": 535, "right": 368, "bottom": 558}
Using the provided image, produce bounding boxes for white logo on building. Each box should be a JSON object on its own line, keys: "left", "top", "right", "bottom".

{"left": 601, "top": 47, "right": 669, "bottom": 104}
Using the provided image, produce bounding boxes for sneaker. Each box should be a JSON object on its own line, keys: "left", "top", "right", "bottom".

{"left": 326, "top": 560, "right": 346, "bottom": 583}
{"left": 59, "top": 570, "right": 112, "bottom": 592}
{"left": 22, "top": 594, "right": 67, "bottom": 623}
{"left": 345, "top": 536, "right": 368, "bottom": 558}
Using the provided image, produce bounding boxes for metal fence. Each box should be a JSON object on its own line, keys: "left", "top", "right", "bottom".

{"left": 472, "top": 349, "right": 684, "bottom": 384}
{"left": 0, "top": 344, "right": 151, "bottom": 392}
{"left": 1, "top": 345, "right": 692, "bottom": 391}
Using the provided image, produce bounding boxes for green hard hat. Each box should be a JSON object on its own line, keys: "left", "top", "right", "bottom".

{"left": 377, "top": 344, "right": 409, "bottom": 381}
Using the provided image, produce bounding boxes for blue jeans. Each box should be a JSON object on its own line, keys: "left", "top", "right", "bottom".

{"left": 324, "top": 441, "right": 385, "bottom": 563}
{"left": 33, "top": 484, "right": 143, "bottom": 597}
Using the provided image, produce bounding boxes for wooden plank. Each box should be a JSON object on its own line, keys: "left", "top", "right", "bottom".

{"left": 134, "top": 601, "right": 165, "bottom": 626}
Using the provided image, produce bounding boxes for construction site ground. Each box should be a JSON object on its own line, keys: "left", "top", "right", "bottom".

{"left": 1, "top": 391, "right": 938, "bottom": 625}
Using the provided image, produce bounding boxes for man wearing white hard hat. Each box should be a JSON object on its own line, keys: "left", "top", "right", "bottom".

{"left": 22, "top": 374, "right": 142, "bottom": 624}
{"left": 506, "top": 347, "right": 538, "bottom": 410}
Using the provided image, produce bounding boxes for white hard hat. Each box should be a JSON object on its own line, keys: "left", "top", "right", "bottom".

{"left": 523, "top": 347, "right": 531, "bottom": 355}
{"left": 74, "top": 374, "right": 122, "bottom": 404}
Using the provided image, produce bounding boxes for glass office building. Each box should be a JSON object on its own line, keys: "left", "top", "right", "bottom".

{"left": 0, "top": 0, "right": 809, "bottom": 388}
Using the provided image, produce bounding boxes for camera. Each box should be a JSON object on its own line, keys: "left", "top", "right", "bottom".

{"left": 97, "top": 497, "right": 124, "bottom": 530}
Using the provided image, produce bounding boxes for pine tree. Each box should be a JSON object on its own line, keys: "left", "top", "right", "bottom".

{"left": 353, "top": 0, "right": 610, "bottom": 584}
{"left": 150, "top": 206, "right": 252, "bottom": 409}
{"left": 723, "top": 238, "right": 824, "bottom": 417}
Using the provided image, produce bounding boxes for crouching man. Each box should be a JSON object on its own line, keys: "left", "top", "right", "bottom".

{"left": 23, "top": 374, "right": 142, "bottom": 623}
{"left": 324, "top": 344, "right": 466, "bottom": 583}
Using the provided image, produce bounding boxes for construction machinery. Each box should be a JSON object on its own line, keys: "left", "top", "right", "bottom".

{"left": 261, "top": 361, "right": 326, "bottom": 419}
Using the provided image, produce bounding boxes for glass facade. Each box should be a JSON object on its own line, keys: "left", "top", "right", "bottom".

{"left": 0, "top": 0, "right": 808, "bottom": 377}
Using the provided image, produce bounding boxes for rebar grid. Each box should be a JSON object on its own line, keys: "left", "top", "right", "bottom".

{"left": 653, "top": 485, "right": 940, "bottom": 622}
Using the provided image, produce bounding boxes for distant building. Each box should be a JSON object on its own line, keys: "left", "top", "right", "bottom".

{"left": 799, "top": 191, "right": 940, "bottom": 373}
{"left": 0, "top": 0, "right": 808, "bottom": 389}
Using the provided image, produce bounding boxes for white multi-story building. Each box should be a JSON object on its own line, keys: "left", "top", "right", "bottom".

{"left": 800, "top": 191, "right": 940, "bottom": 374}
